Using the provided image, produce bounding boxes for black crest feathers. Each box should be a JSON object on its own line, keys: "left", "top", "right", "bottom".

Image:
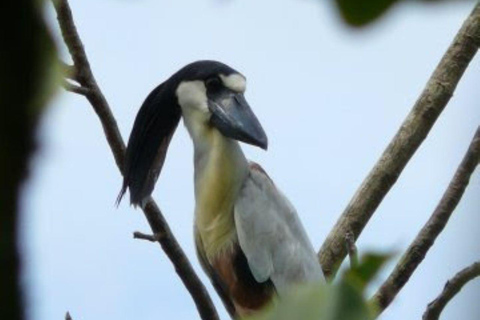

{"left": 117, "top": 82, "right": 181, "bottom": 206}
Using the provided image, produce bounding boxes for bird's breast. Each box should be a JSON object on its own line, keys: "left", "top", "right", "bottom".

{"left": 193, "top": 130, "right": 248, "bottom": 258}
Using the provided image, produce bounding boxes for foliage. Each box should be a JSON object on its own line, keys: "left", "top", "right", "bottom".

{"left": 334, "top": 0, "right": 471, "bottom": 27}
{"left": 335, "top": 0, "right": 398, "bottom": 27}
{"left": 243, "top": 252, "right": 391, "bottom": 320}
{"left": 0, "top": 0, "right": 58, "bottom": 319}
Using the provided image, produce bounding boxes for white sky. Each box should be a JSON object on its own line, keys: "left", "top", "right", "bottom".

{"left": 24, "top": 0, "right": 479, "bottom": 319}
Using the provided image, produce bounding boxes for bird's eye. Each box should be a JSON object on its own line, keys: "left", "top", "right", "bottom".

{"left": 205, "top": 76, "right": 222, "bottom": 91}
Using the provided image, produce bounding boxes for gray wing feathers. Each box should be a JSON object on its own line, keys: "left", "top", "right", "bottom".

{"left": 234, "top": 165, "right": 324, "bottom": 294}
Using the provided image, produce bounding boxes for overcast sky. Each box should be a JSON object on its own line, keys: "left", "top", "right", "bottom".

{"left": 24, "top": 0, "right": 479, "bottom": 319}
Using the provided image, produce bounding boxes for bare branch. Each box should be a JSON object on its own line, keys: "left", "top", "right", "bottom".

{"left": 52, "top": 1, "right": 219, "bottom": 319}
{"left": 62, "top": 80, "right": 90, "bottom": 96}
{"left": 133, "top": 231, "right": 164, "bottom": 242}
{"left": 370, "top": 126, "right": 480, "bottom": 316}
{"left": 423, "top": 261, "right": 480, "bottom": 320}
{"left": 53, "top": 0, "right": 125, "bottom": 171}
{"left": 318, "top": 3, "right": 480, "bottom": 279}
{"left": 345, "top": 230, "right": 358, "bottom": 269}
{"left": 65, "top": 312, "right": 72, "bottom": 320}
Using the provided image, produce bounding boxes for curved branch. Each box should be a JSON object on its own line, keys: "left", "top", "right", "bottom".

{"left": 318, "top": 2, "right": 480, "bottom": 279}
{"left": 52, "top": 1, "right": 219, "bottom": 319}
{"left": 370, "top": 126, "right": 480, "bottom": 316}
{"left": 423, "top": 261, "right": 480, "bottom": 320}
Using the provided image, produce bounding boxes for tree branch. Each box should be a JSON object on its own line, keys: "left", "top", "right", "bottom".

{"left": 62, "top": 80, "right": 90, "bottom": 96}
{"left": 52, "top": 1, "right": 219, "bottom": 319}
{"left": 318, "top": 2, "right": 480, "bottom": 279}
{"left": 423, "top": 261, "right": 480, "bottom": 320}
{"left": 370, "top": 126, "right": 480, "bottom": 316}
{"left": 53, "top": 0, "right": 125, "bottom": 171}
{"left": 133, "top": 231, "right": 164, "bottom": 242}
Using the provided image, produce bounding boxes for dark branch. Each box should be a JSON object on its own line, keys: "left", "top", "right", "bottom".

{"left": 423, "top": 261, "right": 480, "bottom": 320}
{"left": 65, "top": 312, "right": 72, "bottom": 320}
{"left": 62, "top": 80, "right": 90, "bottom": 96}
{"left": 318, "top": 2, "right": 480, "bottom": 279}
{"left": 370, "top": 126, "right": 480, "bottom": 316}
{"left": 133, "top": 231, "right": 164, "bottom": 242}
{"left": 52, "top": 1, "right": 219, "bottom": 319}
{"left": 53, "top": 0, "right": 125, "bottom": 171}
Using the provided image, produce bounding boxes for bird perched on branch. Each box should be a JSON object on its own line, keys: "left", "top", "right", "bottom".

{"left": 118, "top": 61, "right": 324, "bottom": 317}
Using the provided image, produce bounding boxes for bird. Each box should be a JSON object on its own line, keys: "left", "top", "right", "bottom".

{"left": 118, "top": 60, "right": 324, "bottom": 317}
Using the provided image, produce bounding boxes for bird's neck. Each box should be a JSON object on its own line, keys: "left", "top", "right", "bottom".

{"left": 183, "top": 110, "right": 249, "bottom": 258}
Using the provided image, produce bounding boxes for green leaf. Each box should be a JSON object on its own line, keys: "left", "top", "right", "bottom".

{"left": 343, "top": 252, "right": 392, "bottom": 293}
{"left": 242, "top": 251, "right": 394, "bottom": 320}
{"left": 334, "top": 0, "right": 399, "bottom": 27}
{"left": 243, "top": 282, "right": 371, "bottom": 320}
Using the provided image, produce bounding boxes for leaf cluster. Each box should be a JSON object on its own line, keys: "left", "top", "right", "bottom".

{"left": 335, "top": 0, "right": 467, "bottom": 27}
{"left": 244, "top": 253, "right": 392, "bottom": 320}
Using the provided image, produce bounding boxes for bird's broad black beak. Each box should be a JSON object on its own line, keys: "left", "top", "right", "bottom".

{"left": 208, "top": 93, "right": 268, "bottom": 150}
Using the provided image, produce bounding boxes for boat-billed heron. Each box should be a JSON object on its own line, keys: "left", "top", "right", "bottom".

{"left": 118, "top": 61, "right": 324, "bottom": 317}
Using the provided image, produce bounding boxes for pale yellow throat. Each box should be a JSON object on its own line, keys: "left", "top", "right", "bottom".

{"left": 194, "top": 128, "right": 248, "bottom": 259}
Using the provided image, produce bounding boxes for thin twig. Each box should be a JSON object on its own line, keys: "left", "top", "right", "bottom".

{"left": 62, "top": 80, "right": 90, "bottom": 96}
{"left": 133, "top": 231, "right": 164, "bottom": 242}
{"left": 59, "top": 61, "right": 77, "bottom": 81}
{"left": 345, "top": 230, "right": 358, "bottom": 269}
{"left": 318, "top": 2, "right": 480, "bottom": 279}
{"left": 423, "top": 261, "right": 480, "bottom": 320}
{"left": 52, "top": 1, "right": 219, "bottom": 319}
{"left": 370, "top": 126, "right": 480, "bottom": 316}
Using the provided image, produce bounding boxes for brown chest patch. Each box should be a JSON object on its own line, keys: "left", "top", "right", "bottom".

{"left": 212, "top": 244, "right": 275, "bottom": 316}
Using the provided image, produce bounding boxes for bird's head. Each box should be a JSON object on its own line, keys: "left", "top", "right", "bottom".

{"left": 173, "top": 60, "right": 268, "bottom": 150}
{"left": 119, "top": 60, "right": 267, "bottom": 206}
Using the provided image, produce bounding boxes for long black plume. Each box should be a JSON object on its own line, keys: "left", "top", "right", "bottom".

{"left": 117, "top": 82, "right": 181, "bottom": 207}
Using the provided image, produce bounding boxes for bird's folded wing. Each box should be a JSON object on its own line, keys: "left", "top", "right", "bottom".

{"left": 234, "top": 163, "right": 324, "bottom": 293}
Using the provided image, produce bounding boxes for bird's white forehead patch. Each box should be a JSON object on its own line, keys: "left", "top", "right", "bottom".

{"left": 220, "top": 73, "right": 246, "bottom": 93}
{"left": 176, "top": 80, "right": 208, "bottom": 112}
